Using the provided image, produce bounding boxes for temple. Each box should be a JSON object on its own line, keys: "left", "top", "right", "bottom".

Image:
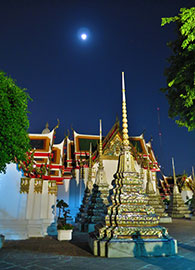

{"left": 0, "top": 73, "right": 193, "bottom": 243}
{"left": 26, "top": 119, "right": 162, "bottom": 221}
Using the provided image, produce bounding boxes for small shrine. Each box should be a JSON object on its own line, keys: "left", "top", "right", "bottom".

{"left": 85, "top": 120, "right": 110, "bottom": 232}
{"left": 145, "top": 167, "right": 172, "bottom": 223}
{"left": 76, "top": 143, "right": 93, "bottom": 231}
{"left": 167, "top": 158, "right": 191, "bottom": 218}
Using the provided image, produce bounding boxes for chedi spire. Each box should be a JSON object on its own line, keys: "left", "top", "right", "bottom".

{"left": 89, "top": 72, "right": 177, "bottom": 258}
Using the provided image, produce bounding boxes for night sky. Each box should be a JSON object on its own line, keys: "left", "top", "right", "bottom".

{"left": 0, "top": 0, "right": 194, "bottom": 176}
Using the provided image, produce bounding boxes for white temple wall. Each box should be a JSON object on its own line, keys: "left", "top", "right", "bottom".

{"left": 57, "top": 160, "right": 118, "bottom": 221}
{"left": 40, "top": 181, "right": 49, "bottom": 219}
{"left": 58, "top": 172, "right": 85, "bottom": 221}
{"left": 0, "top": 163, "right": 28, "bottom": 239}
{"left": 0, "top": 164, "right": 57, "bottom": 239}
{"left": 103, "top": 159, "right": 118, "bottom": 188}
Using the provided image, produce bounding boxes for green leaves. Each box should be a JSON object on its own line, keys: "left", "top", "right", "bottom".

{"left": 0, "top": 72, "right": 31, "bottom": 173}
{"left": 161, "top": 7, "right": 195, "bottom": 131}
{"left": 161, "top": 16, "right": 179, "bottom": 26}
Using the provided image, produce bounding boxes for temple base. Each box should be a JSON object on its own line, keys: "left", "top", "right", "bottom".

{"left": 167, "top": 213, "right": 191, "bottom": 219}
{"left": 89, "top": 234, "right": 178, "bottom": 257}
{"left": 159, "top": 216, "right": 172, "bottom": 223}
{"left": 88, "top": 223, "right": 96, "bottom": 233}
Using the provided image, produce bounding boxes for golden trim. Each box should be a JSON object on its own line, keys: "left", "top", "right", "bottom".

{"left": 20, "top": 177, "right": 31, "bottom": 194}
{"left": 48, "top": 180, "right": 57, "bottom": 195}
{"left": 75, "top": 135, "right": 100, "bottom": 152}
{"left": 34, "top": 178, "right": 43, "bottom": 194}
{"left": 52, "top": 147, "right": 61, "bottom": 164}
{"left": 29, "top": 136, "right": 50, "bottom": 152}
{"left": 34, "top": 158, "right": 47, "bottom": 164}
{"left": 102, "top": 155, "right": 118, "bottom": 160}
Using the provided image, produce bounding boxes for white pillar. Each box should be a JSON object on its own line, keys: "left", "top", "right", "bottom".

{"left": 40, "top": 180, "right": 49, "bottom": 219}
{"left": 26, "top": 178, "right": 35, "bottom": 219}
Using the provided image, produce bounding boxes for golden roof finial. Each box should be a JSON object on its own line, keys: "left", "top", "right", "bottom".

{"left": 172, "top": 157, "right": 177, "bottom": 186}
{"left": 86, "top": 143, "right": 93, "bottom": 191}
{"left": 192, "top": 166, "right": 195, "bottom": 181}
{"left": 121, "top": 72, "right": 130, "bottom": 148}
{"left": 89, "top": 142, "right": 92, "bottom": 170}
{"left": 99, "top": 119, "right": 103, "bottom": 169}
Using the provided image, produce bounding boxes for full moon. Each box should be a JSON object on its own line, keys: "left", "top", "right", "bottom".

{"left": 81, "top": 33, "right": 87, "bottom": 40}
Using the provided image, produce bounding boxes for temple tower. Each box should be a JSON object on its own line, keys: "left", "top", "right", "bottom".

{"left": 86, "top": 120, "right": 110, "bottom": 232}
{"left": 167, "top": 158, "right": 191, "bottom": 218}
{"left": 145, "top": 165, "right": 172, "bottom": 223}
{"left": 89, "top": 72, "right": 177, "bottom": 257}
{"left": 76, "top": 143, "right": 94, "bottom": 231}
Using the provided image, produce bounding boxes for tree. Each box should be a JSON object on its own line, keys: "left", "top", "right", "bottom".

{"left": 0, "top": 72, "right": 31, "bottom": 173}
{"left": 161, "top": 7, "right": 195, "bottom": 131}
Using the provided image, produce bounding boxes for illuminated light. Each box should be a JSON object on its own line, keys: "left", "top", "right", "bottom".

{"left": 81, "top": 33, "right": 87, "bottom": 40}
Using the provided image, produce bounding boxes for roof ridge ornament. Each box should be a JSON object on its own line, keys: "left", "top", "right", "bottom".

{"left": 54, "top": 119, "right": 60, "bottom": 132}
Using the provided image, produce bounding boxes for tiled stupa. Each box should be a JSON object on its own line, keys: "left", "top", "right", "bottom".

{"left": 86, "top": 120, "right": 110, "bottom": 232}
{"left": 89, "top": 72, "right": 177, "bottom": 257}
{"left": 146, "top": 168, "right": 172, "bottom": 223}
{"left": 167, "top": 158, "right": 191, "bottom": 218}
{"left": 77, "top": 143, "right": 94, "bottom": 231}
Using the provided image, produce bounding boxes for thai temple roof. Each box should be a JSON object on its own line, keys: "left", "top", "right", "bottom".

{"left": 73, "top": 130, "right": 100, "bottom": 153}
{"left": 26, "top": 118, "right": 161, "bottom": 185}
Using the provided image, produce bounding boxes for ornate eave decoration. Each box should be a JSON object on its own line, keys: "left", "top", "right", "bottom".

{"left": 48, "top": 180, "right": 57, "bottom": 195}
{"left": 34, "top": 178, "right": 43, "bottom": 194}
{"left": 103, "top": 133, "right": 122, "bottom": 157}
{"left": 20, "top": 177, "right": 31, "bottom": 194}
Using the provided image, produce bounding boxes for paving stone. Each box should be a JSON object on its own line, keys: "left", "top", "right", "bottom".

{"left": 0, "top": 219, "right": 195, "bottom": 270}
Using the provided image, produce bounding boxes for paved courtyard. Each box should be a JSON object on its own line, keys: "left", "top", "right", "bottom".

{"left": 0, "top": 219, "right": 195, "bottom": 270}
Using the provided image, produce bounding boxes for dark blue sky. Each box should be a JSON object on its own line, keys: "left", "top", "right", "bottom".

{"left": 0, "top": 0, "right": 194, "bottom": 176}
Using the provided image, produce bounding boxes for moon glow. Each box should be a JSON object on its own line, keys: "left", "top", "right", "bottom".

{"left": 81, "top": 33, "right": 87, "bottom": 40}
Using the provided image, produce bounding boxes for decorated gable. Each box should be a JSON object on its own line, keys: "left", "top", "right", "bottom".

{"left": 103, "top": 132, "right": 122, "bottom": 157}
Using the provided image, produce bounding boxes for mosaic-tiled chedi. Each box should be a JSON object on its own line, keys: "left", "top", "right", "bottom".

{"left": 86, "top": 120, "right": 110, "bottom": 232}
{"left": 167, "top": 158, "right": 191, "bottom": 218}
{"left": 145, "top": 167, "right": 172, "bottom": 223}
{"left": 89, "top": 72, "right": 177, "bottom": 257}
{"left": 76, "top": 143, "right": 94, "bottom": 231}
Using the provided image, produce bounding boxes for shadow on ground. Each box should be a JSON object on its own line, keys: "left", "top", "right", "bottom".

{"left": 3, "top": 231, "right": 93, "bottom": 257}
